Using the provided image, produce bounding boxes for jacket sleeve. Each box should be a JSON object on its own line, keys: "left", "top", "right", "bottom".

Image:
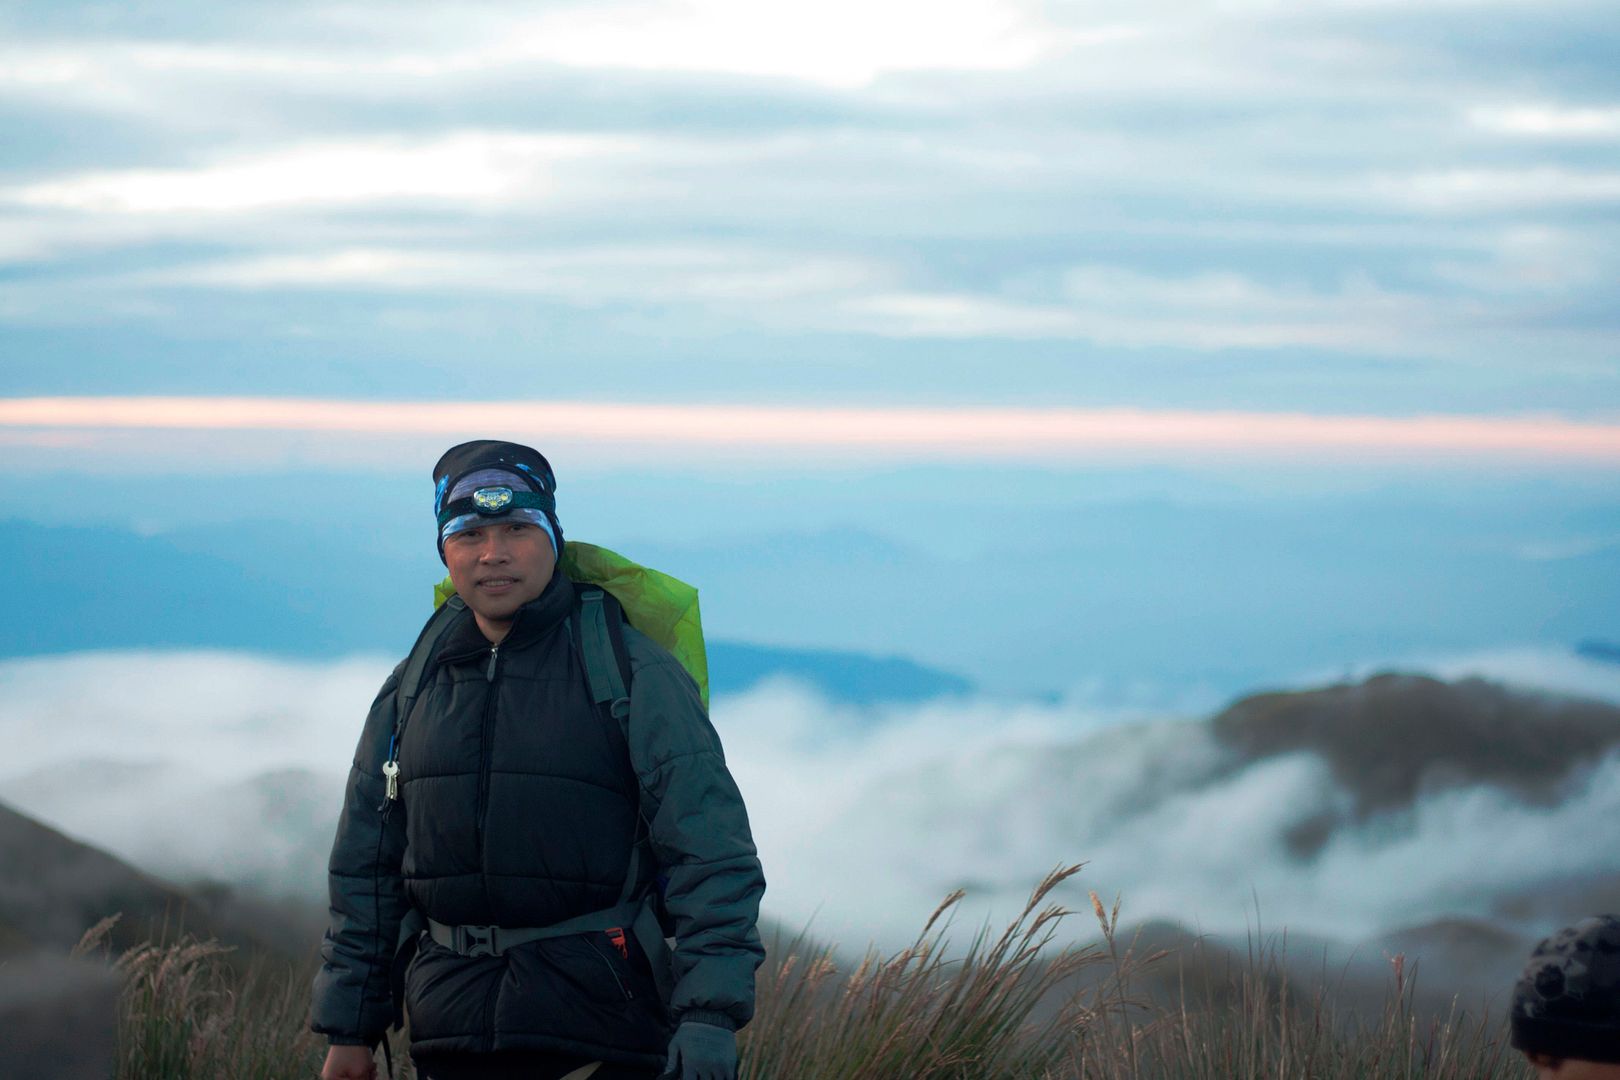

{"left": 309, "top": 660, "right": 412, "bottom": 1045}
{"left": 625, "top": 634, "right": 766, "bottom": 1031}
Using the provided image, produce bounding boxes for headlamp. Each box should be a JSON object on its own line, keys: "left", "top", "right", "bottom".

{"left": 472, "top": 486, "right": 513, "bottom": 513}
{"left": 436, "top": 486, "right": 555, "bottom": 529}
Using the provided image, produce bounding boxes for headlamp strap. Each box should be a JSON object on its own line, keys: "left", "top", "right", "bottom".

{"left": 436, "top": 486, "right": 555, "bottom": 528}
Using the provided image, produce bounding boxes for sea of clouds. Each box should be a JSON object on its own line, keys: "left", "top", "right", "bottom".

{"left": 2, "top": 646, "right": 1618, "bottom": 958}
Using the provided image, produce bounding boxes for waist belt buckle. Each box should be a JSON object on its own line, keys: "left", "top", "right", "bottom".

{"left": 455, "top": 924, "right": 500, "bottom": 958}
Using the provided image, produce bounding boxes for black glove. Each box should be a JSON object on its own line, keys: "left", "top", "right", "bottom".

{"left": 659, "top": 1020, "right": 738, "bottom": 1080}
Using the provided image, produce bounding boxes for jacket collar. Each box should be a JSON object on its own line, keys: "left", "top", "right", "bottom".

{"left": 436, "top": 569, "right": 576, "bottom": 662}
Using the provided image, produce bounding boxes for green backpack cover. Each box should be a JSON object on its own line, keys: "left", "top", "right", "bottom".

{"left": 434, "top": 540, "right": 710, "bottom": 709}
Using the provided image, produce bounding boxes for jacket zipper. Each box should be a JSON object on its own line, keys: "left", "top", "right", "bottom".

{"left": 477, "top": 642, "right": 503, "bottom": 1054}
{"left": 474, "top": 644, "right": 500, "bottom": 868}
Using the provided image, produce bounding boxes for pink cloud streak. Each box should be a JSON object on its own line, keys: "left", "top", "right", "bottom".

{"left": 2, "top": 396, "right": 1618, "bottom": 464}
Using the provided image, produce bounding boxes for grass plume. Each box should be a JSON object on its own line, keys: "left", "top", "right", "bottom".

{"left": 73, "top": 868, "right": 1527, "bottom": 1079}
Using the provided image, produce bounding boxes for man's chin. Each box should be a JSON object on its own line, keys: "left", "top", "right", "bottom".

{"left": 477, "top": 591, "right": 541, "bottom": 621}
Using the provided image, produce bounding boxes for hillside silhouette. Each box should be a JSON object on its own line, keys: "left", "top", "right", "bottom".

{"left": 1212, "top": 672, "right": 1620, "bottom": 858}
{"left": 0, "top": 799, "right": 319, "bottom": 961}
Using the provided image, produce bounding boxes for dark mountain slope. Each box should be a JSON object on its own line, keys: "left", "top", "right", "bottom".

{"left": 0, "top": 799, "right": 313, "bottom": 959}
{"left": 1212, "top": 672, "right": 1620, "bottom": 858}
{"left": 1213, "top": 672, "right": 1620, "bottom": 812}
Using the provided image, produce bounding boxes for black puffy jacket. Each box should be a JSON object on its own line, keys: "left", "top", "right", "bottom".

{"left": 310, "top": 571, "right": 766, "bottom": 1067}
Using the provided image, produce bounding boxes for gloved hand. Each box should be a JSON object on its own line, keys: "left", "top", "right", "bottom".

{"left": 659, "top": 1020, "right": 738, "bottom": 1080}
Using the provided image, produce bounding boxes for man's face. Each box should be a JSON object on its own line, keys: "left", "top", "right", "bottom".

{"left": 443, "top": 518, "right": 557, "bottom": 639}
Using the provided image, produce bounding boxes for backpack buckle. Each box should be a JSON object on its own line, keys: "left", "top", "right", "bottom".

{"left": 454, "top": 924, "right": 499, "bottom": 958}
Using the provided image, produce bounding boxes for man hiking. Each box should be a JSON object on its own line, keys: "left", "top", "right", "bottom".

{"left": 312, "top": 439, "right": 766, "bottom": 1080}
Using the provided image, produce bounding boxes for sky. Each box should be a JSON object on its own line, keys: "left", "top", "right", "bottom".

{"left": 2, "top": 0, "right": 1617, "bottom": 418}
{"left": 2, "top": 0, "right": 1619, "bottom": 694}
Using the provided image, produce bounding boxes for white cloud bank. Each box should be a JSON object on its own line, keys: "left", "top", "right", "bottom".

{"left": 7, "top": 133, "right": 627, "bottom": 214}
{"left": 0, "top": 0, "right": 1065, "bottom": 96}
{"left": 1469, "top": 104, "right": 1620, "bottom": 140}
{"left": 2, "top": 646, "right": 1616, "bottom": 951}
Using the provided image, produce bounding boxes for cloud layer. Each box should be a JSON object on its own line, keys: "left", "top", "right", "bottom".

{"left": 3, "top": 646, "right": 1617, "bottom": 950}
{"left": 2, "top": 0, "right": 1616, "bottom": 413}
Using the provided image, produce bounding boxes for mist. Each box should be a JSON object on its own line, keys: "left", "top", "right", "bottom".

{"left": 2, "top": 646, "right": 1617, "bottom": 957}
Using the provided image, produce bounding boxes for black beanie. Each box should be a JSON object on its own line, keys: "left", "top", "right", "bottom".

{"left": 1511, "top": 915, "right": 1620, "bottom": 1064}
{"left": 431, "top": 440, "right": 564, "bottom": 562}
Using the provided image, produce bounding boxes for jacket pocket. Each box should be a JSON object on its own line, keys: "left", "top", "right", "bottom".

{"left": 534, "top": 933, "right": 639, "bottom": 1008}
{"left": 494, "top": 934, "right": 671, "bottom": 1053}
{"left": 404, "top": 936, "right": 504, "bottom": 1045}
{"left": 584, "top": 933, "right": 635, "bottom": 1002}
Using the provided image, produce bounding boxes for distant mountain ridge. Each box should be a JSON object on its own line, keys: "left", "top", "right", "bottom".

{"left": 12, "top": 483, "right": 1620, "bottom": 701}
{"left": 1577, "top": 640, "right": 1620, "bottom": 666}
{"left": 1, "top": 521, "right": 972, "bottom": 705}
{"left": 708, "top": 640, "right": 973, "bottom": 703}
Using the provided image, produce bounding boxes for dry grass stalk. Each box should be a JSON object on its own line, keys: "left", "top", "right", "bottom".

{"left": 743, "top": 864, "right": 1123, "bottom": 1080}
{"left": 77, "top": 873, "right": 1530, "bottom": 1080}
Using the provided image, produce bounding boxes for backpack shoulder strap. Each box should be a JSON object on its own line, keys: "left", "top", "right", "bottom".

{"left": 576, "top": 585, "right": 633, "bottom": 722}
{"left": 397, "top": 594, "right": 467, "bottom": 728}
{"left": 574, "top": 585, "right": 658, "bottom": 914}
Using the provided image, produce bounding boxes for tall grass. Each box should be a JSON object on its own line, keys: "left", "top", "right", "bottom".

{"left": 78, "top": 873, "right": 1531, "bottom": 1079}
{"left": 743, "top": 865, "right": 1114, "bottom": 1079}
{"left": 76, "top": 915, "right": 338, "bottom": 1080}
{"left": 1065, "top": 895, "right": 1525, "bottom": 1080}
